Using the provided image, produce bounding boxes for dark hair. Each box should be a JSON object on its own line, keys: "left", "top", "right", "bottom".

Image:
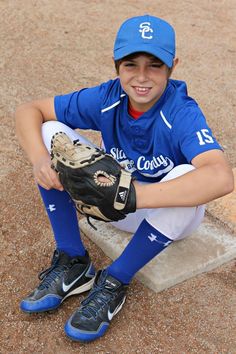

{"left": 114, "top": 52, "right": 165, "bottom": 74}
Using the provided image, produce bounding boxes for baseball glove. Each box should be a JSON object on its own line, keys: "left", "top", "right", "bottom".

{"left": 50, "top": 132, "right": 136, "bottom": 227}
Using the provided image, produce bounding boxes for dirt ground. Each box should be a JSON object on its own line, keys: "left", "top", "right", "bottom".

{"left": 0, "top": 1, "right": 236, "bottom": 353}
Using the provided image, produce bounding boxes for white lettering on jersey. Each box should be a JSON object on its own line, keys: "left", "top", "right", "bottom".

{"left": 196, "top": 129, "right": 214, "bottom": 145}
{"left": 109, "top": 147, "right": 174, "bottom": 178}
{"left": 139, "top": 22, "right": 153, "bottom": 39}
{"left": 137, "top": 156, "right": 174, "bottom": 177}
{"left": 110, "top": 147, "right": 127, "bottom": 160}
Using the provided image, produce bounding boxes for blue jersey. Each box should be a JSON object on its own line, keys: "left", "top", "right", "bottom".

{"left": 54, "top": 78, "right": 221, "bottom": 182}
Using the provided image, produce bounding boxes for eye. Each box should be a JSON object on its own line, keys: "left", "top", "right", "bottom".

{"left": 123, "top": 62, "right": 136, "bottom": 67}
{"left": 150, "top": 63, "right": 164, "bottom": 68}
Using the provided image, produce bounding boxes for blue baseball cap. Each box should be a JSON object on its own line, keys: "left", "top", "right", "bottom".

{"left": 114, "top": 15, "right": 176, "bottom": 68}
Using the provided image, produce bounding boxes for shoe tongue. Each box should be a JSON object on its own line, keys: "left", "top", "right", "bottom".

{"left": 103, "top": 274, "right": 121, "bottom": 291}
{"left": 54, "top": 251, "right": 71, "bottom": 265}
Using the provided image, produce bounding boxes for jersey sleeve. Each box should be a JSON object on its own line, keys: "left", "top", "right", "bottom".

{"left": 172, "top": 104, "right": 222, "bottom": 162}
{"left": 54, "top": 85, "right": 104, "bottom": 131}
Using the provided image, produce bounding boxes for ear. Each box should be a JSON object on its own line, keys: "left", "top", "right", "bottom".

{"left": 172, "top": 57, "right": 179, "bottom": 69}
{"left": 113, "top": 57, "right": 120, "bottom": 75}
{"left": 168, "top": 57, "right": 179, "bottom": 78}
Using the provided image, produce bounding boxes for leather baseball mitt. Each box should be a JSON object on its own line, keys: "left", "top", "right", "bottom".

{"left": 50, "top": 132, "right": 136, "bottom": 227}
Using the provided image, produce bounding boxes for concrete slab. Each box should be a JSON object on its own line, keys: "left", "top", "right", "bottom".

{"left": 80, "top": 217, "right": 236, "bottom": 293}
{"left": 207, "top": 168, "right": 236, "bottom": 233}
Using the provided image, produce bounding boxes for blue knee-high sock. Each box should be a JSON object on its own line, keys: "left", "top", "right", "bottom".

{"left": 106, "top": 219, "right": 173, "bottom": 284}
{"left": 38, "top": 185, "right": 86, "bottom": 257}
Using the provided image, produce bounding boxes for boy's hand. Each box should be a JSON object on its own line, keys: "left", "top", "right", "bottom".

{"left": 33, "top": 154, "right": 64, "bottom": 191}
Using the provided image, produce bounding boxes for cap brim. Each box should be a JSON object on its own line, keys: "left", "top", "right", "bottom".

{"left": 114, "top": 44, "right": 173, "bottom": 68}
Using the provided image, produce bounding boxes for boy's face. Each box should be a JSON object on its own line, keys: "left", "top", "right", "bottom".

{"left": 118, "top": 54, "right": 174, "bottom": 112}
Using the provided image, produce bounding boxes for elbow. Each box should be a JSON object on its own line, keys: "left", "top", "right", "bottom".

{"left": 226, "top": 173, "right": 235, "bottom": 194}
{"left": 220, "top": 168, "right": 235, "bottom": 197}
{"left": 15, "top": 102, "right": 31, "bottom": 119}
{"left": 15, "top": 102, "right": 43, "bottom": 127}
{"left": 208, "top": 162, "right": 235, "bottom": 199}
{"left": 15, "top": 103, "right": 27, "bottom": 125}
{"left": 15, "top": 102, "right": 26, "bottom": 114}
{"left": 15, "top": 102, "right": 37, "bottom": 140}
{"left": 15, "top": 103, "right": 27, "bottom": 134}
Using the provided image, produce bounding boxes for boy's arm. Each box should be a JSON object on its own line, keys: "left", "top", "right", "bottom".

{"left": 15, "top": 98, "right": 63, "bottom": 190}
{"left": 15, "top": 97, "right": 56, "bottom": 163}
{"left": 135, "top": 149, "right": 234, "bottom": 209}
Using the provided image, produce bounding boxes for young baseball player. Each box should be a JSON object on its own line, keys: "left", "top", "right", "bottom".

{"left": 15, "top": 15, "right": 234, "bottom": 342}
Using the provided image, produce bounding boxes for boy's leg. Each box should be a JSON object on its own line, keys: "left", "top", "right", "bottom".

{"left": 20, "top": 121, "right": 96, "bottom": 313}
{"left": 37, "top": 185, "right": 86, "bottom": 257}
{"left": 41, "top": 121, "right": 97, "bottom": 256}
{"left": 64, "top": 164, "right": 205, "bottom": 342}
{"left": 106, "top": 165, "right": 205, "bottom": 283}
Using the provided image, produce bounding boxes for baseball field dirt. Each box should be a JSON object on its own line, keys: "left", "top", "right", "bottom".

{"left": 0, "top": 1, "right": 235, "bottom": 353}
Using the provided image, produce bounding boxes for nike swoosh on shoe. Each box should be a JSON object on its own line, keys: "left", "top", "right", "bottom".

{"left": 62, "top": 272, "right": 86, "bottom": 293}
{"left": 107, "top": 296, "right": 126, "bottom": 321}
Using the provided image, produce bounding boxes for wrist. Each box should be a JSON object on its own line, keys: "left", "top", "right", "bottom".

{"left": 30, "top": 147, "right": 50, "bottom": 165}
{"left": 133, "top": 181, "right": 145, "bottom": 209}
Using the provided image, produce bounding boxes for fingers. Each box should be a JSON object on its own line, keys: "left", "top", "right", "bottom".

{"left": 36, "top": 169, "right": 64, "bottom": 191}
{"left": 33, "top": 157, "right": 64, "bottom": 191}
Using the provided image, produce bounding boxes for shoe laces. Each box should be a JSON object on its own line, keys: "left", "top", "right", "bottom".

{"left": 37, "top": 251, "right": 71, "bottom": 290}
{"left": 38, "top": 264, "right": 67, "bottom": 290}
{"left": 79, "top": 281, "right": 114, "bottom": 318}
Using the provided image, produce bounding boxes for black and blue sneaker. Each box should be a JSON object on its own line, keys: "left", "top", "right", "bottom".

{"left": 20, "top": 250, "right": 95, "bottom": 313}
{"left": 64, "top": 269, "right": 127, "bottom": 342}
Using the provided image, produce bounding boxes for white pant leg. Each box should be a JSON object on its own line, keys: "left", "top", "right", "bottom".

{"left": 41, "top": 121, "right": 96, "bottom": 152}
{"left": 112, "top": 164, "right": 205, "bottom": 241}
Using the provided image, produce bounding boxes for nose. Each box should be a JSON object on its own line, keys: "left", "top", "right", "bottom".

{"left": 136, "top": 66, "right": 148, "bottom": 83}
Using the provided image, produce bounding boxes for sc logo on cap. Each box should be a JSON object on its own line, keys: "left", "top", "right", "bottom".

{"left": 139, "top": 22, "right": 153, "bottom": 39}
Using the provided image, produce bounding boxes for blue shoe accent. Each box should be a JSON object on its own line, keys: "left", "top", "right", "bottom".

{"left": 20, "top": 294, "right": 62, "bottom": 313}
{"left": 64, "top": 270, "right": 127, "bottom": 342}
{"left": 64, "top": 316, "right": 109, "bottom": 342}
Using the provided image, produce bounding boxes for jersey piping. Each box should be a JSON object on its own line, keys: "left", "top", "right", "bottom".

{"left": 101, "top": 94, "right": 126, "bottom": 113}
{"left": 160, "top": 110, "right": 172, "bottom": 129}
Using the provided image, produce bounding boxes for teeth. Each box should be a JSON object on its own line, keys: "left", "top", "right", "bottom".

{"left": 136, "top": 87, "right": 149, "bottom": 92}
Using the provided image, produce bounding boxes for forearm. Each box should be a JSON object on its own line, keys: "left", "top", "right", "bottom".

{"left": 135, "top": 164, "right": 234, "bottom": 209}
{"left": 15, "top": 104, "right": 49, "bottom": 164}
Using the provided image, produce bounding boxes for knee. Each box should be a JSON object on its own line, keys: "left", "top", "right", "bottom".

{"left": 42, "top": 121, "right": 66, "bottom": 135}
{"left": 41, "top": 121, "right": 68, "bottom": 151}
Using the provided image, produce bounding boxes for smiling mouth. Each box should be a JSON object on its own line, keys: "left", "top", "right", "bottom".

{"left": 133, "top": 86, "right": 151, "bottom": 95}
